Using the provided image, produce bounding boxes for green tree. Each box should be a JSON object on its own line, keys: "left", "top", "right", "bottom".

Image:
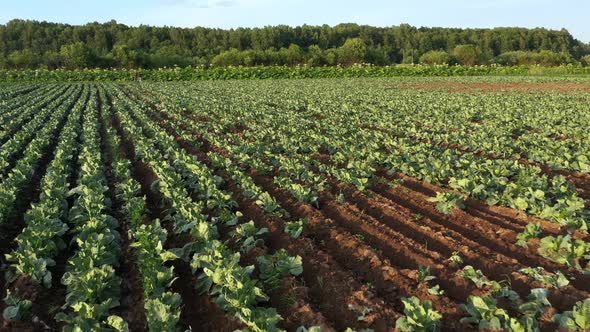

{"left": 324, "top": 49, "right": 338, "bottom": 66}
{"left": 582, "top": 55, "right": 590, "bottom": 66}
{"left": 7, "top": 49, "right": 39, "bottom": 69}
{"left": 536, "top": 50, "right": 573, "bottom": 66}
{"left": 44, "top": 51, "right": 64, "bottom": 69}
{"left": 0, "top": 19, "right": 587, "bottom": 69}
{"left": 452, "top": 44, "right": 480, "bottom": 66}
{"left": 338, "top": 38, "right": 367, "bottom": 66}
{"left": 211, "top": 48, "right": 244, "bottom": 67}
{"left": 149, "top": 45, "right": 193, "bottom": 68}
{"left": 283, "top": 44, "right": 304, "bottom": 65}
{"left": 494, "top": 51, "right": 525, "bottom": 65}
{"left": 60, "top": 42, "right": 94, "bottom": 69}
{"left": 112, "top": 44, "right": 138, "bottom": 68}
{"left": 495, "top": 50, "right": 573, "bottom": 66}
{"left": 307, "top": 44, "right": 325, "bottom": 66}
{"left": 419, "top": 50, "right": 451, "bottom": 65}
{"left": 366, "top": 46, "right": 391, "bottom": 65}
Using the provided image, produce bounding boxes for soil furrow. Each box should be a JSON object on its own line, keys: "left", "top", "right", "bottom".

{"left": 119, "top": 83, "right": 587, "bottom": 330}
{"left": 168, "top": 140, "right": 338, "bottom": 331}
{"left": 97, "top": 89, "right": 147, "bottom": 331}
{"left": 331, "top": 180, "right": 590, "bottom": 299}
{"left": 382, "top": 171, "right": 589, "bottom": 241}
{"left": 130, "top": 90, "right": 403, "bottom": 331}
{"left": 107, "top": 90, "right": 243, "bottom": 332}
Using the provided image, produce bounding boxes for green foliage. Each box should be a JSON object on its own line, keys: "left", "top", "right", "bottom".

{"left": 284, "top": 218, "right": 308, "bottom": 239}
{"left": 144, "top": 293, "right": 182, "bottom": 332}
{"left": 453, "top": 45, "right": 481, "bottom": 66}
{"left": 419, "top": 50, "right": 451, "bottom": 65}
{"left": 3, "top": 73, "right": 590, "bottom": 331}
{"left": 427, "top": 192, "right": 466, "bottom": 214}
{"left": 2, "top": 65, "right": 590, "bottom": 82}
{"left": 2, "top": 20, "right": 584, "bottom": 70}
{"left": 60, "top": 42, "right": 95, "bottom": 69}
{"left": 553, "top": 299, "right": 590, "bottom": 331}
{"left": 256, "top": 192, "right": 283, "bottom": 216}
{"left": 55, "top": 308, "right": 128, "bottom": 332}
{"left": 257, "top": 249, "right": 303, "bottom": 290}
{"left": 2, "top": 291, "right": 32, "bottom": 322}
{"left": 519, "top": 267, "right": 570, "bottom": 288}
{"left": 461, "top": 265, "right": 491, "bottom": 288}
{"left": 417, "top": 265, "right": 436, "bottom": 283}
{"left": 447, "top": 252, "right": 464, "bottom": 267}
{"left": 538, "top": 235, "right": 589, "bottom": 269}
{"left": 460, "top": 290, "right": 550, "bottom": 332}
{"left": 427, "top": 285, "right": 445, "bottom": 296}
{"left": 296, "top": 327, "right": 323, "bottom": 332}
{"left": 495, "top": 50, "right": 575, "bottom": 66}
{"left": 6, "top": 49, "right": 40, "bottom": 69}
{"left": 231, "top": 220, "right": 269, "bottom": 253}
{"left": 516, "top": 223, "right": 542, "bottom": 247}
{"left": 395, "top": 297, "right": 442, "bottom": 332}
{"left": 190, "top": 240, "right": 281, "bottom": 331}
{"left": 338, "top": 38, "right": 368, "bottom": 66}
{"left": 460, "top": 295, "right": 514, "bottom": 331}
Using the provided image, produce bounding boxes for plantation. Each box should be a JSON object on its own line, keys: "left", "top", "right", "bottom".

{"left": 0, "top": 77, "right": 589, "bottom": 331}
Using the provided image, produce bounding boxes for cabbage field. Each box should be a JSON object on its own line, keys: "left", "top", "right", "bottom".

{"left": 0, "top": 77, "right": 589, "bottom": 331}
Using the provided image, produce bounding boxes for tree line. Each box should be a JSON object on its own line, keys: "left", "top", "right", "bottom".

{"left": 1, "top": 19, "right": 589, "bottom": 69}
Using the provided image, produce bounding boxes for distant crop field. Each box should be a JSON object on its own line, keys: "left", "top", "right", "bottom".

{"left": 0, "top": 77, "right": 589, "bottom": 331}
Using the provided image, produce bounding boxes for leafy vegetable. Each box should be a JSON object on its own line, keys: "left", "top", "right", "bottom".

{"left": 553, "top": 299, "right": 590, "bottom": 331}
{"left": 284, "top": 218, "right": 308, "bottom": 239}
{"left": 395, "top": 296, "right": 442, "bottom": 332}
{"left": 257, "top": 249, "right": 303, "bottom": 290}
{"left": 427, "top": 192, "right": 466, "bottom": 214}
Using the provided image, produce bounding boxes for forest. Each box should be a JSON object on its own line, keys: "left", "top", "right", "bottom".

{"left": 1, "top": 19, "right": 590, "bottom": 69}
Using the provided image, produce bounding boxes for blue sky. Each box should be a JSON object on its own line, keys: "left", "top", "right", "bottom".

{"left": 1, "top": 0, "right": 588, "bottom": 42}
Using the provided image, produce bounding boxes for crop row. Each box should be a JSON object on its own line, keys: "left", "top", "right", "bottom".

{"left": 125, "top": 79, "right": 590, "bottom": 330}
{"left": 1, "top": 80, "right": 589, "bottom": 331}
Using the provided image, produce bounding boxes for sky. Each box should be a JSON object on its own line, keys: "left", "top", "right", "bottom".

{"left": 0, "top": 0, "right": 588, "bottom": 42}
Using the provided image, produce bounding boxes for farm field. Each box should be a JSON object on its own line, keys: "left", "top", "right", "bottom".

{"left": 0, "top": 77, "right": 589, "bottom": 332}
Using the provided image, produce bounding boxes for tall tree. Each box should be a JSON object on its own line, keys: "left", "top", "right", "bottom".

{"left": 0, "top": 19, "right": 587, "bottom": 69}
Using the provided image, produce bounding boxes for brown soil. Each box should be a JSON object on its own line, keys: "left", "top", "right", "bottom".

{"left": 373, "top": 173, "right": 590, "bottom": 304}
{"left": 120, "top": 83, "right": 589, "bottom": 331}
{"left": 245, "top": 173, "right": 404, "bottom": 331}
{"left": 130, "top": 91, "right": 367, "bottom": 331}
{"left": 386, "top": 170, "right": 588, "bottom": 242}
{"left": 372, "top": 120, "right": 590, "bottom": 240}
{"left": 148, "top": 114, "right": 469, "bottom": 330}
{"left": 124, "top": 88, "right": 411, "bottom": 331}
{"left": 219, "top": 141, "right": 583, "bottom": 320}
